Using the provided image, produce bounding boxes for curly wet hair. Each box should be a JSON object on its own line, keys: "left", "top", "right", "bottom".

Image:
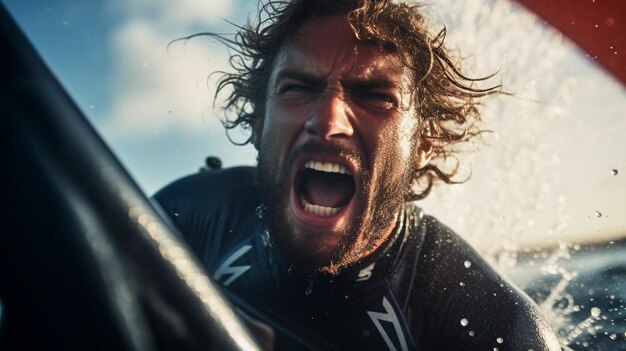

{"left": 179, "top": 0, "right": 500, "bottom": 200}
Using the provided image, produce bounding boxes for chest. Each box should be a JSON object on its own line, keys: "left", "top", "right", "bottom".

{"left": 211, "top": 238, "right": 417, "bottom": 351}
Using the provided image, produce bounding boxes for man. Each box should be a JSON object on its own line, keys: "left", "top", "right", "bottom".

{"left": 155, "top": 0, "right": 564, "bottom": 350}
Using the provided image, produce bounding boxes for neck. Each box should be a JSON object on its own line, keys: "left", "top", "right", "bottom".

{"left": 316, "top": 207, "right": 405, "bottom": 275}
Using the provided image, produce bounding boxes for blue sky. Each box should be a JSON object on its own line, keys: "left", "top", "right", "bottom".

{"left": 4, "top": 0, "right": 258, "bottom": 193}
{"left": 4, "top": 0, "right": 626, "bottom": 252}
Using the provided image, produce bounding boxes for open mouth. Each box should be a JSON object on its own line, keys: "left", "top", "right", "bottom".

{"left": 294, "top": 160, "right": 356, "bottom": 217}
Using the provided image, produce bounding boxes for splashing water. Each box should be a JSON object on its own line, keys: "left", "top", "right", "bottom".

{"left": 417, "top": 0, "right": 626, "bottom": 349}
{"left": 506, "top": 241, "right": 626, "bottom": 349}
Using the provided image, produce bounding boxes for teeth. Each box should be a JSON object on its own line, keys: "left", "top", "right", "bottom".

{"left": 301, "top": 199, "right": 341, "bottom": 217}
{"left": 304, "top": 160, "right": 351, "bottom": 175}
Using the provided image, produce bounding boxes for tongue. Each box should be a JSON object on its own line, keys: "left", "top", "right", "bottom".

{"left": 303, "top": 171, "right": 355, "bottom": 208}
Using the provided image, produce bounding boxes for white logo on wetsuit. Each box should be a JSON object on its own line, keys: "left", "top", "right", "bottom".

{"left": 367, "top": 296, "right": 409, "bottom": 351}
{"left": 213, "top": 245, "right": 252, "bottom": 286}
{"left": 356, "top": 263, "right": 375, "bottom": 281}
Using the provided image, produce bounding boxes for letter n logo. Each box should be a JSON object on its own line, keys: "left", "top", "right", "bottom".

{"left": 213, "top": 245, "right": 252, "bottom": 286}
{"left": 367, "top": 296, "right": 409, "bottom": 351}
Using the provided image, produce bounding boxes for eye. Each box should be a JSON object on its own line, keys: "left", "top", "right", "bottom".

{"left": 358, "top": 92, "right": 398, "bottom": 111}
{"left": 278, "top": 83, "right": 313, "bottom": 95}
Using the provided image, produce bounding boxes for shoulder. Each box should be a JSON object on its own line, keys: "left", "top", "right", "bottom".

{"left": 412, "top": 213, "right": 561, "bottom": 350}
{"left": 154, "top": 166, "right": 258, "bottom": 208}
{"left": 152, "top": 167, "right": 261, "bottom": 264}
{"left": 152, "top": 166, "right": 261, "bottom": 226}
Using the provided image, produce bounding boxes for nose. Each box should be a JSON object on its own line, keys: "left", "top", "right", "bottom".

{"left": 304, "top": 92, "right": 354, "bottom": 140}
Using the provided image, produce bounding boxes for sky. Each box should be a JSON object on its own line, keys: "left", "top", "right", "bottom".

{"left": 4, "top": 0, "right": 626, "bottom": 254}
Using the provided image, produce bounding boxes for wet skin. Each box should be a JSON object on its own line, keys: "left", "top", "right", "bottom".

{"left": 256, "top": 15, "right": 431, "bottom": 272}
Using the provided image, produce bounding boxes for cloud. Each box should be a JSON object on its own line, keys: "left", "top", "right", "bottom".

{"left": 111, "top": 0, "right": 235, "bottom": 28}
{"left": 102, "top": 1, "right": 237, "bottom": 139}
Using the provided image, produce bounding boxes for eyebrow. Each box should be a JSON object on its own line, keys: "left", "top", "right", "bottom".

{"left": 274, "top": 70, "right": 324, "bottom": 89}
{"left": 343, "top": 78, "right": 402, "bottom": 92}
{"left": 274, "top": 69, "right": 403, "bottom": 92}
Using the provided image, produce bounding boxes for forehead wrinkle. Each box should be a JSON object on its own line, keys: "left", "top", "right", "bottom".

{"left": 270, "top": 16, "right": 413, "bottom": 100}
{"left": 277, "top": 44, "right": 406, "bottom": 84}
{"left": 283, "top": 45, "right": 359, "bottom": 81}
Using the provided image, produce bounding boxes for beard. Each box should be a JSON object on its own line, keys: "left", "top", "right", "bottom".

{"left": 257, "top": 139, "right": 414, "bottom": 275}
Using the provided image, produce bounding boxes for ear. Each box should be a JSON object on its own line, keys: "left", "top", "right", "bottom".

{"left": 251, "top": 117, "right": 263, "bottom": 150}
{"left": 415, "top": 138, "right": 432, "bottom": 169}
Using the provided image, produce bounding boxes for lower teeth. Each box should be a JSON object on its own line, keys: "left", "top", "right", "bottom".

{"left": 301, "top": 199, "right": 341, "bottom": 216}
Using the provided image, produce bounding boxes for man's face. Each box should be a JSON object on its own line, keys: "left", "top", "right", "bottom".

{"left": 257, "top": 15, "right": 429, "bottom": 273}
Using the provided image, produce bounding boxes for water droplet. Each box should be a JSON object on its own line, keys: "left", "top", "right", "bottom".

{"left": 469, "top": 330, "right": 475, "bottom": 337}
{"left": 464, "top": 261, "right": 472, "bottom": 268}
{"left": 496, "top": 337, "right": 504, "bottom": 344}
{"left": 305, "top": 279, "right": 314, "bottom": 295}
{"left": 173, "top": 212, "right": 179, "bottom": 217}
{"left": 606, "top": 17, "right": 616, "bottom": 26}
{"left": 591, "top": 307, "right": 601, "bottom": 318}
{"left": 255, "top": 204, "right": 266, "bottom": 219}
{"left": 459, "top": 282, "right": 465, "bottom": 287}
{"left": 595, "top": 211, "right": 603, "bottom": 218}
{"left": 88, "top": 104, "right": 95, "bottom": 110}
{"left": 609, "top": 333, "right": 617, "bottom": 340}
{"left": 460, "top": 318, "right": 469, "bottom": 326}
{"left": 168, "top": 110, "right": 173, "bottom": 114}
{"left": 611, "top": 169, "right": 619, "bottom": 175}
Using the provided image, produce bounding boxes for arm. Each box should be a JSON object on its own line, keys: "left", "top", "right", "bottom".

{"left": 413, "top": 216, "right": 562, "bottom": 351}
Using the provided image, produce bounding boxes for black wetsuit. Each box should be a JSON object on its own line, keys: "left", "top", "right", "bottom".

{"left": 154, "top": 167, "right": 561, "bottom": 351}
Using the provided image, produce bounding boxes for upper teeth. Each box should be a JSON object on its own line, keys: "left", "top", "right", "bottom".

{"left": 304, "top": 161, "right": 351, "bottom": 175}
